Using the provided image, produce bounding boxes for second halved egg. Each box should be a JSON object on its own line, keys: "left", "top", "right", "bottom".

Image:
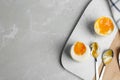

{"left": 70, "top": 41, "right": 90, "bottom": 62}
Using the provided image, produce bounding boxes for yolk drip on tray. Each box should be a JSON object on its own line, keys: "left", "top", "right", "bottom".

{"left": 74, "top": 42, "right": 86, "bottom": 56}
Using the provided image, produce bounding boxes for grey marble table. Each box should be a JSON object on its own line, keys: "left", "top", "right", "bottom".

{"left": 0, "top": 0, "right": 90, "bottom": 80}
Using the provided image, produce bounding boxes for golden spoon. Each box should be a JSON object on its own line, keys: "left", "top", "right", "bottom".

{"left": 91, "top": 42, "right": 99, "bottom": 80}
{"left": 99, "top": 49, "right": 113, "bottom": 80}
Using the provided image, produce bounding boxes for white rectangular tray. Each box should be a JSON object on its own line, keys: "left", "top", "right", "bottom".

{"left": 61, "top": 0, "right": 118, "bottom": 80}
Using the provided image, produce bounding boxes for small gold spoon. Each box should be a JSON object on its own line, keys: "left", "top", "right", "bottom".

{"left": 99, "top": 49, "right": 114, "bottom": 80}
{"left": 91, "top": 42, "right": 99, "bottom": 80}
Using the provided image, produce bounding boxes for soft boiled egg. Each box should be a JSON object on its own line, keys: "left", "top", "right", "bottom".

{"left": 70, "top": 41, "right": 90, "bottom": 62}
{"left": 94, "top": 16, "right": 114, "bottom": 36}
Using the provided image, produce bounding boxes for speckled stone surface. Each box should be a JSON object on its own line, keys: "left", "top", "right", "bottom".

{"left": 0, "top": 0, "right": 90, "bottom": 80}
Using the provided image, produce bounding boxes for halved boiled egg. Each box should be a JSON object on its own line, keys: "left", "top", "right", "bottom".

{"left": 70, "top": 41, "right": 90, "bottom": 62}
{"left": 94, "top": 16, "right": 114, "bottom": 36}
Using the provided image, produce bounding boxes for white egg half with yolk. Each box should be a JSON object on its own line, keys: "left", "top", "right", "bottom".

{"left": 94, "top": 16, "right": 114, "bottom": 36}
{"left": 70, "top": 41, "right": 90, "bottom": 62}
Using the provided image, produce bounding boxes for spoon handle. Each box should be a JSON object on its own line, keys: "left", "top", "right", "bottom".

{"left": 95, "top": 59, "right": 99, "bottom": 80}
{"left": 99, "top": 66, "right": 105, "bottom": 80}
{"left": 118, "top": 53, "right": 120, "bottom": 66}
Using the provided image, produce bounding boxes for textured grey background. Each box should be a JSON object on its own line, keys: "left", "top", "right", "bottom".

{"left": 0, "top": 0, "right": 90, "bottom": 80}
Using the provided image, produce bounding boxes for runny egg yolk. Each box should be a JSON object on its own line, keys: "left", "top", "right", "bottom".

{"left": 94, "top": 16, "right": 114, "bottom": 36}
{"left": 74, "top": 42, "right": 86, "bottom": 55}
{"left": 98, "top": 17, "right": 114, "bottom": 34}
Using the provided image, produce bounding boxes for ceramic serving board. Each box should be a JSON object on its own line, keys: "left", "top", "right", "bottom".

{"left": 61, "top": 0, "right": 118, "bottom": 80}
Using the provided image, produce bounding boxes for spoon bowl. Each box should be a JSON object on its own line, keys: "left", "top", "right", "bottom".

{"left": 102, "top": 49, "right": 114, "bottom": 65}
{"left": 99, "top": 49, "right": 114, "bottom": 80}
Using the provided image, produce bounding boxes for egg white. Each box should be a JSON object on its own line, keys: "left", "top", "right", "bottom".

{"left": 70, "top": 43, "right": 90, "bottom": 62}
